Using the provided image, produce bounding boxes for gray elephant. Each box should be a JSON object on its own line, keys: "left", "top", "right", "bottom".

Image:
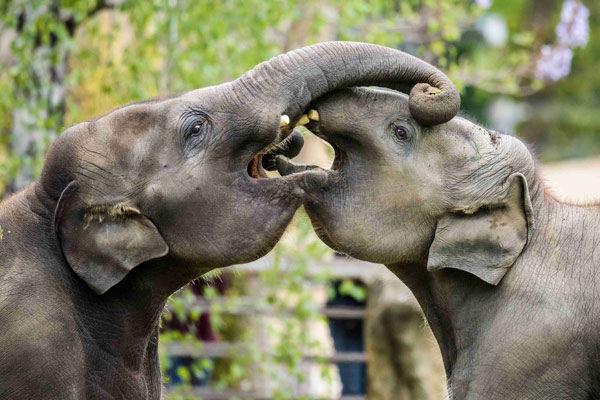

{"left": 0, "top": 42, "right": 457, "bottom": 400}
{"left": 277, "top": 82, "right": 600, "bottom": 397}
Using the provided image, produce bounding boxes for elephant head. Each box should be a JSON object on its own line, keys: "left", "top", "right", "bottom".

{"left": 41, "top": 42, "right": 461, "bottom": 295}
{"left": 279, "top": 86, "right": 536, "bottom": 286}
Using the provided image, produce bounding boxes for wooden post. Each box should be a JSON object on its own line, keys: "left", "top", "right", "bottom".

{"left": 365, "top": 279, "right": 447, "bottom": 400}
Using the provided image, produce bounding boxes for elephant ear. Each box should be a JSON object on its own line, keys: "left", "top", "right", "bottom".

{"left": 427, "top": 174, "right": 533, "bottom": 285}
{"left": 55, "top": 182, "right": 169, "bottom": 295}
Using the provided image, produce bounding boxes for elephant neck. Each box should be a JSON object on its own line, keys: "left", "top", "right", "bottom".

{"left": 0, "top": 182, "right": 55, "bottom": 244}
{"left": 387, "top": 261, "right": 481, "bottom": 397}
{"left": 75, "top": 260, "right": 203, "bottom": 396}
{"left": 0, "top": 184, "right": 62, "bottom": 290}
{"left": 388, "top": 192, "right": 600, "bottom": 399}
{"left": 86, "top": 259, "right": 217, "bottom": 390}
{"left": 75, "top": 293, "right": 165, "bottom": 398}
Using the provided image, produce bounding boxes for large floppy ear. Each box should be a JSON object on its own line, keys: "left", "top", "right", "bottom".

{"left": 427, "top": 174, "right": 533, "bottom": 285}
{"left": 55, "top": 182, "right": 169, "bottom": 295}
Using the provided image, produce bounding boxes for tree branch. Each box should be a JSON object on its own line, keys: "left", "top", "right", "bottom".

{"left": 85, "top": 0, "right": 116, "bottom": 20}
{"left": 62, "top": 0, "right": 122, "bottom": 36}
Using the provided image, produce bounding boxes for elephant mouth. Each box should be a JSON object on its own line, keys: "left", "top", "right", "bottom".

{"left": 245, "top": 111, "right": 337, "bottom": 200}
{"left": 247, "top": 126, "right": 307, "bottom": 180}
{"left": 305, "top": 113, "right": 346, "bottom": 173}
{"left": 248, "top": 153, "right": 268, "bottom": 179}
{"left": 330, "top": 143, "right": 345, "bottom": 171}
{"left": 273, "top": 110, "right": 346, "bottom": 185}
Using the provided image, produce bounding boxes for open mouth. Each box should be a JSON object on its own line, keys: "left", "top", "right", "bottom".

{"left": 248, "top": 153, "right": 268, "bottom": 179}
{"left": 330, "top": 143, "right": 345, "bottom": 171}
{"left": 305, "top": 117, "right": 345, "bottom": 173}
{"left": 247, "top": 122, "right": 307, "bottom": 180}
{"left": 249, "top": 109, "right": 342, "bottom": 181}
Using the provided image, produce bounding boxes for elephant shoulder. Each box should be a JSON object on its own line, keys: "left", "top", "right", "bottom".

{"left": 0, "top": 271, "right": 86, "bottom": 399}
{"left": 0, "top": 314, "right": 86, "bottom": 399}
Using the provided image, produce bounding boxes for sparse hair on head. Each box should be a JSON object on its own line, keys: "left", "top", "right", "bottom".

{"left": 83, "top": 203, "right": 141, "bottom": 223}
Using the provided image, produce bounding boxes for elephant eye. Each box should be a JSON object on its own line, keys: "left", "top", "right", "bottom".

{"left": 393, "top": 124, "right": 409, "bottom": 141}
{"left": 190, "top": 120, "right": 207, "bottom": 136}
{"left": 178, "top": 109, "right": 211, "bottom": 155}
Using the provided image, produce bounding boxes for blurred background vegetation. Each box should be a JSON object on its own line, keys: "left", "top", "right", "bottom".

{"left": 0, "top": 0, "right": 596, "bottom": 398}
{"left": 0, "top": 0, "right": 597, "bottom": 195}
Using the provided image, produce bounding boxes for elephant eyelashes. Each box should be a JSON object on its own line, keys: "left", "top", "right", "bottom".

{"left": 180, "top": 109, "right": 209, "bottom": 137}
{"left": 185, "top": 118, "right": 208, "bottom": 137}
{"left": 178, "top": 110, "right": 211, "bottom": 154}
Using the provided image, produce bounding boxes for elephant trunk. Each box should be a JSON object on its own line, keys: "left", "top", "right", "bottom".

{"left": 233, "top": 41, "right": 460, "bottom": 128}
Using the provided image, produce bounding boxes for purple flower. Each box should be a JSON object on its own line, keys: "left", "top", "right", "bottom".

{"left": 556, "top": 0, "right": 589, "bottom": 48}
{"left": 536, "top": 45, "right": 573, "bottom": 82}
{"left": 475, "top": 0, "right": 492, "bottom": 9}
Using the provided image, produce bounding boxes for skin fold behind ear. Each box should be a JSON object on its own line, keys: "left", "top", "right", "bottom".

{"left": 427, "top": 174, "right": 533, "bottom": 285}
{"left": 55, "top": 184, "right": 169, "bottom": 295}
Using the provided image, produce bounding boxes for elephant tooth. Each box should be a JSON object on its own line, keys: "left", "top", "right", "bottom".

{"left": 280, "top": 115, "right": 290, "bottom": 127}
{"left": 296, "top": 114, "right": 310, "bottom": 126}
{"left": 308, "top": 109, "right": 319, "bottom": 121}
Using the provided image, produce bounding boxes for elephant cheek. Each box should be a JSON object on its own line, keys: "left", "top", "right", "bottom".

{"left": 143, "top": 183, "right": 165, "bottom": 207}
{"left": 140, "top": 181, "right": 202, "bottom": 234}
{"left": 303, "top": 197, "right": 346, "bottom": 253}
{"left": 141, "top": 182, "right": 177, "bottom": 220}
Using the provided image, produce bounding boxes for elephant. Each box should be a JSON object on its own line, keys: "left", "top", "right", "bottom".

{"left": 0, "top": 42, "right": 459, "bottom": 400}
{"left": 277, "top": 83, "right": 600, "bottom": 398}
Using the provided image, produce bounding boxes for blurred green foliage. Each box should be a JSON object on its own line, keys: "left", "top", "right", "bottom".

{"left": 0, "top": 0, "right": 600, "bottom": 192}
{"left": 160, "top": 212, "right": 336, "bottom": 399}
{"left": 1, "top": 0, "right": 596, "bottom": 193}
{"left": 1, "top": 0, "right": 597, "bottom": 194}
{"left": 461, "top": 0, "right": 600, "bottom": 160}
{"left": 338, "top": 279, "right": 367, "bottom": 302}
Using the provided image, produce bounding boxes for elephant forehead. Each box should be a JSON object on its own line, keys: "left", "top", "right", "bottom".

{"left": 430, "top": 117, "right": 501, "bottom": 161}
{"left": 181, "top": 84, "right": 235, "bottom": 112}
{"left": 63, "top": 113, "right": 178, "bottom": 200}
{"left": 446, "top": 117, "right": 533, "bottom": 169}
{"left": 105, "top": 103, "right": 171, "bottom": 137}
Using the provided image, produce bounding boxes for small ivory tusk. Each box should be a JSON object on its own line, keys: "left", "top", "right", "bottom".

{"left": 296, "top": 114, "right": 310, "bottom": 126}
{"left": 280, "top": 115, "right": 290, "bottom": 127}
{"left": 308, "top": 109, "right": 319, "bottom": 121}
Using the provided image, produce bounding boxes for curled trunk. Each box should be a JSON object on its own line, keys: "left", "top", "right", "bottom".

{"left": 234, "top": 41, "right": 460, "bottom": 130}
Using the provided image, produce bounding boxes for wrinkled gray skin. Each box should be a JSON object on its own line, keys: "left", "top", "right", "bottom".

{"left": 0, "top": 42, "right": 461, "bottom": 400}
{"left": 279, "top": 87, "right": 600, "bottom": 399}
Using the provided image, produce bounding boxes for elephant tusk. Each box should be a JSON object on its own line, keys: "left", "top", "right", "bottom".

{"left": 308, "top": 109, "right": 319, "bottom": 121}
{"left": 296, "top": 114, "right": 310, "bottom": 126}
{"left": 280, "top": 115, "right": 290, "bottom": 127}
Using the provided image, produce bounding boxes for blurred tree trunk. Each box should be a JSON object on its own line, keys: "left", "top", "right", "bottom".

{"left": 7, "top": 1, "right": 66, "bottom": 193}
{"left": 5, "top": 0, "right": 113, "bottom": 195}
{"left": 531, "top": 0, "right": 560, "bottom": 33}
{"left": 366, "top": 279, "right": 447, "bottom": 400}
